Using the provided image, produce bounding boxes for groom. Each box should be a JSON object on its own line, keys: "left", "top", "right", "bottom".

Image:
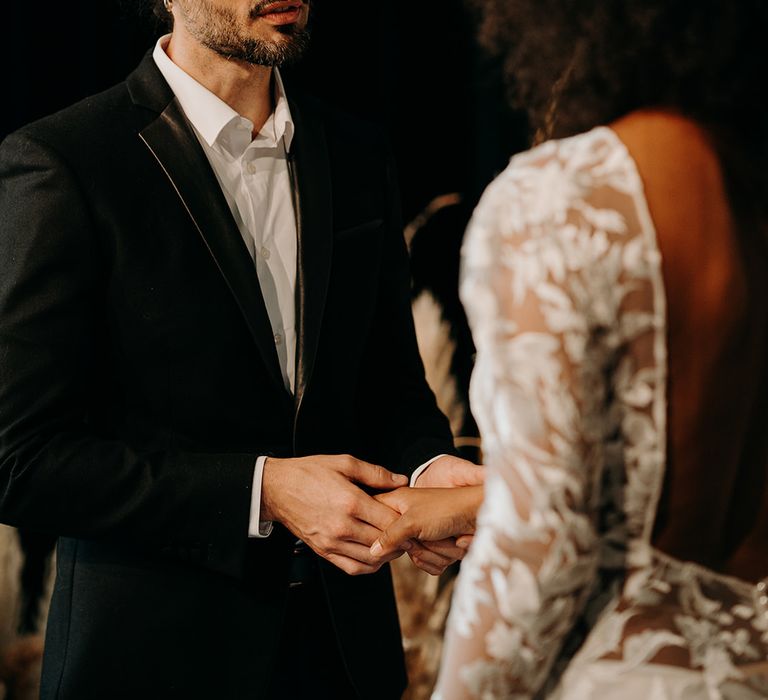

{"left": 0, "top": 1, "right": 481, "bottom": 698}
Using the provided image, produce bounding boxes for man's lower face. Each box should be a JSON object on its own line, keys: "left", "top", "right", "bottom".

{"left": 180, "top": 0, "right": 311, "bottom": 66}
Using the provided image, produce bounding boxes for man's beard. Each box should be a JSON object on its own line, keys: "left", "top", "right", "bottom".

{"left": 180, "top": 0, "right": 310, "bottom": 67}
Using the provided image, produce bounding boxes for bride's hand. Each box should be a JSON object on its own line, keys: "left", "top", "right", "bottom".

{"left": 370, "top": 486, "right": 483, "bottom": 573}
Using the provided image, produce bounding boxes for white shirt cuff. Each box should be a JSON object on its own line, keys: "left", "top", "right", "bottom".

{"left": 248, "top": 456, "right": 274, "bottom": 538}
{"left": 410, "top": 454, "right": 449, "bottom": 487}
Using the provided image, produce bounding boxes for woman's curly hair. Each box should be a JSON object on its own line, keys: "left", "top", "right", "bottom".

{"left": 472, "top": 0, "right": 768, "bottom": 150}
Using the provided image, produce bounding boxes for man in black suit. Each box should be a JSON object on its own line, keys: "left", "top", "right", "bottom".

{"left": 0, "top": 1, "right": 482, "bottom": 698}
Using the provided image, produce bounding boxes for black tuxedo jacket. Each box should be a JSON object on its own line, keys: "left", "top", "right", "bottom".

{"left": 0, "top": 54, "right": 454, "bottom": 699}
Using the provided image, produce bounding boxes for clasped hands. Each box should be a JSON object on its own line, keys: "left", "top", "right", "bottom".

{"left": 261, "top": 454, "right": 483, "bottom": 577}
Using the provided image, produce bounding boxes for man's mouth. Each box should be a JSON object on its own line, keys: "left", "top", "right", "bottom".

{"left": 254, "top": 1, "right": 304, "bottom": 24}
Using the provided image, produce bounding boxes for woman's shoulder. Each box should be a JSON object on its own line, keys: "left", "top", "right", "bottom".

{"left": 509, "top": 125, "right": 627, "bottom": 172}
{"left": 470, "top": 126, "right": 642, "bottom": 248}
{"left": 610, "top": 109, "right": 719, "bottom": 179}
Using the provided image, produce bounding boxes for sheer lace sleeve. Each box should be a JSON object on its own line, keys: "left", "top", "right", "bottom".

{"left": 435, "top": 130, "right": 656, "bottom": 699}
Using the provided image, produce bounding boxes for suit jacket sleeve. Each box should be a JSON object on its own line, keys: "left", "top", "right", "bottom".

{"left": 356, "top": 152, "right": 457, "bottom": 477}
{"left": 0, "top": 132, "right": 255, "bottom": 579}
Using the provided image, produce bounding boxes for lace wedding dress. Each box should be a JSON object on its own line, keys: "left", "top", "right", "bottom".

{"left": 435, "top": 127, "right": 768, "bottom": 699}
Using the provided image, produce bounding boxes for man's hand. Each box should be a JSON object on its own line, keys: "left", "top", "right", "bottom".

{"left": 261, "top": 455, "right": 407, "bottom": 576}
{"left": 370, "top": 486, "right": 483, "bottom": 575}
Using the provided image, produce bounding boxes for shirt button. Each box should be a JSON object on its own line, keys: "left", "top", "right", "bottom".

{"left": 274, "top": 333, "right": 283, "bottom": 346}
{"left": 260, "top": 246, "right": 271, "bottom": 260}
{"left": 246, "top": 162, "right": 257, "bottom": 175}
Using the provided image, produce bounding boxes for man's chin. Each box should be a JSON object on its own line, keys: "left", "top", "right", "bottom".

{"left": 204, "top": 25, "right": 309, "bottom": 67}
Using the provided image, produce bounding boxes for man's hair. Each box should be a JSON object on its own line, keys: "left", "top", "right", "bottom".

{"left": 472, "top": 0, "right": 768, "bottom": 150}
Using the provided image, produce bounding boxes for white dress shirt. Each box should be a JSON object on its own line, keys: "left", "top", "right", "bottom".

{"left": 153, "top": 37, "right": 444, "bottom": 541}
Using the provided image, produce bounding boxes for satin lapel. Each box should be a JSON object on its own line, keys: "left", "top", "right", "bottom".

{"left": 139, "top": 101, "right": 291, "bottom": 406}
{"left": 290, "top": 102, "right": 333, "bottom": 414}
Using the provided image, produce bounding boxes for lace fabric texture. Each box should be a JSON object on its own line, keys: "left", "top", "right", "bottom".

{"left": 435, "top": 128, "right": 768, "bottom": 699}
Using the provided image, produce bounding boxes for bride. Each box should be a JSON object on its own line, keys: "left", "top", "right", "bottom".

{"left": 373, "top": 1, "right": 768, "bottom": 697}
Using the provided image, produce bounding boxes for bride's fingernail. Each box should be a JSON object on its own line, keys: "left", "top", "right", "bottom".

{"left": 401, "top": 541, "right": 412, "bottom": 551}
{"left": 370, "top": 541, "right": 383, "bottom": 557}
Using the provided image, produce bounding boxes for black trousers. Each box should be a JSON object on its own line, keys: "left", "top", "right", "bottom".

{"left": 266, "top": 581, "right": 360, "bottom": 700}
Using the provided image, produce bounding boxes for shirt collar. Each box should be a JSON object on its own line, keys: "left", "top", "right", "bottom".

{"left": 152, "top": 35, "right": 295, "bottom": 159}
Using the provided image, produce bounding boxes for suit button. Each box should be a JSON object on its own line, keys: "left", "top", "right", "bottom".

{"left": 260, "top": 246, "right": 271, "bottom": 260}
